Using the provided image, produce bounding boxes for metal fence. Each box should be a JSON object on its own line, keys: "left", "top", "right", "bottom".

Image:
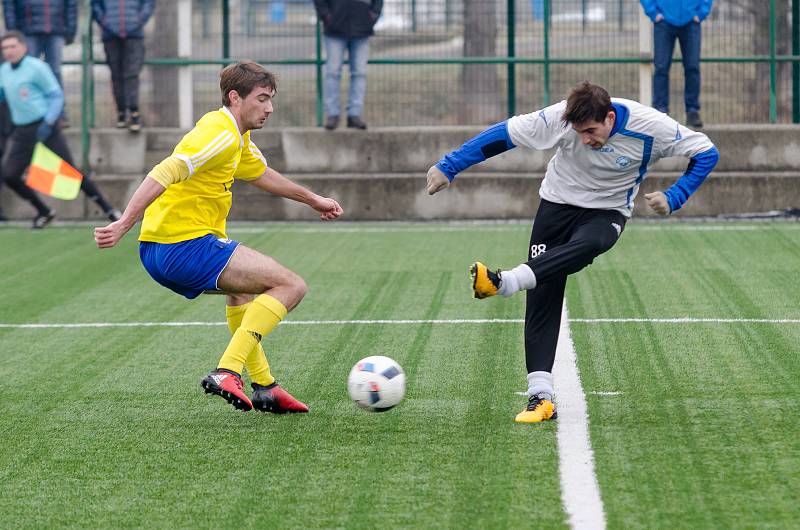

{"left": 2, "top": 0, "right": 798, "bottom": 169}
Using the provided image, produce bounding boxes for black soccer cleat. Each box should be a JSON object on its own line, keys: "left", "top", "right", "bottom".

{"left": 200, "top": 369, "right": 253, "bottom": 411}
{"left": 251, "top": 382, "right": 309, "bottom": 414}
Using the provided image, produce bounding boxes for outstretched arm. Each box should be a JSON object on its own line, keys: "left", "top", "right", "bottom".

{"left": 94, "top": 177, "right": 166, "bottom": 248}
{"left": 248, "top": 166, "right": 343, "bottom": 221}
{"left": 645, "top": 146, "right": 720, "bottom": 215}
{"left": 427, "top": 120, "right": 516, "bottom": 195}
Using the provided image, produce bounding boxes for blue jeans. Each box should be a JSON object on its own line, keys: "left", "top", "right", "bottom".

{"left": 26, "top": 35, "right": 65, "bottom": 88}
{"left": 652, "top": 21, "right": 701, "bottom": 114}
{"left": 324, "top": 36, "right": 370, "bottom": 118}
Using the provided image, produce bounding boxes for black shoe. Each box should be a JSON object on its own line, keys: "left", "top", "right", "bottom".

{"left": 116, "top": 111, "right": 127, "bottom": 128}
{"left": 32, "top": 210, "right": 56, "bottom": 229}
{"left": 686, "top": 111, "right": 703, "bottom": 128}
{"left": 107, "top": 209, "right": 122, "bottom": 222}
{"left": 128, "top": 111, "right": 141, "bottom": 133}
{"left": 324, "top": 115, "right": 339, "bottom": 130}
{"left": 347, "top": 116, "right": 367, "bottom": 130}
{"left": 0, "top": 211, "right": 8, "bottom": 222}
{"left": 251, "top": 382, "right": 309, "bottom": 413}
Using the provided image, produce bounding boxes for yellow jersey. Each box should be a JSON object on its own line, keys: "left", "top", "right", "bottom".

{"left": 139, "top": 107, "right": 268, "bottom": 243}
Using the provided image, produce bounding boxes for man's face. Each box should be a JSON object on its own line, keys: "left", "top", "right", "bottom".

{"left": 572, "top": 111, "right": 616, "bottom": 149}
{"left": 1, "top": 37, "right": 27, "bottom": 64}
{"left": 238, "top": 86, "right": 275, "bottom": 131}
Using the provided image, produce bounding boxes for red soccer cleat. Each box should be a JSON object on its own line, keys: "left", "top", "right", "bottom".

{"left": 251, "top": 382, "right": 309, "bottom": 414}
{"left": 200, "top": 369, "right": 253, "bottom": 411}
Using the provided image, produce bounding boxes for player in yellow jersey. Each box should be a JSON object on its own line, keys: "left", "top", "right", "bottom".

{"left": 94, "top": 61, "right": 343, "bottom": 413}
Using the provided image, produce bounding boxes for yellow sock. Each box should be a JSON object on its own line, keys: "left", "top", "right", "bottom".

{"left": 217, "top": 295, "right": 287, "bottom": 375}
{"left": 226, "top": 303, "right": 275, "bottom": 386}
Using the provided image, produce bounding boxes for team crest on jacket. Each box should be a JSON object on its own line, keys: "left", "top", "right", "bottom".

{"left": 615, "top": 155, "right": 632, "bottom": 168}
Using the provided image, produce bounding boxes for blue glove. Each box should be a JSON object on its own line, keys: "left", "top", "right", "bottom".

{"left": 36, "top": 121, "right": 53, "bottom": 142}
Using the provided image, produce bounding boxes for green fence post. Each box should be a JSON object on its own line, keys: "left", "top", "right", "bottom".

{"left": 411, "top": 0, "right": 417, "bottom": 33}
{"left": 770, "top": 0, "right": 777, "bottom": 123}
{"left": 793, "top": 0, "right": 799, "bottom": 123}
{"left": 543, "top": 0, "right": 551, "bottom": 105}
{"left": 507, "top": 0, "right": 516, "bottom": 116}
{"left": 222, "top": 0, "right": 230, "bottom": 61}
{"left": 316, "top": 17, "right": 324, "bottom": 127}
{"left": 88, "top": 8, "right": 95, "bottom": 128}
{"left": 81, "top": 26, "right": 91, "bottom": 177}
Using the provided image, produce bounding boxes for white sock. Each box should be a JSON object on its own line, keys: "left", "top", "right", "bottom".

{"left": 527, "top": 371, "right": 554, "bottom": 401}
{"left": 498, "top": 264, "right": 537, "bottom": 297}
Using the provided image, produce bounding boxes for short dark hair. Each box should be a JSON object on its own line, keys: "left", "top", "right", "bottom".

{"left": 219, "top": 60, "right": 278, "bottom": 106}
{"left": 561, "top": 81, "right": 613, "bottom": 125}
{"left": 1, "top": 30, "right": 26, "bottom": 44}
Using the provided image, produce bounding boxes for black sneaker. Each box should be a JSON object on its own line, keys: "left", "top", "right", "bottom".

{"left": 116, "top": 111, "right": 127, "bottom": 128}
{"left": 324, "top": 115, "right": 339, "bottom": 130}
{"left": 128, "top": 111, "right": 141, "bottom": 133}
{"left": 347, "top": 116, "right": 367, "bottom": 130}
{"left": 0, "top": 211, "right": 8, "bottom": 222}
{"left": 251, "top": 382, "right": 309, "bottom": 413}
{"left": 107, "top": 209, "right": 122, "bottom": 222}
{"left": 32, "top": 210, "right": 56, "bottom": 229}
{"left": 686, "top": 111, "right": 703, "bottom": 128}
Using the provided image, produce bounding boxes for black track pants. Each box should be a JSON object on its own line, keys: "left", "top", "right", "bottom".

{"left": 523, "top": 199, "right": 627, "bottom": 373}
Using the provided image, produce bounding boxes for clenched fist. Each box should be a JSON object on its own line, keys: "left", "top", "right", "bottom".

{"left": 645, "top": 191, "right": 671, "bottom": 216}
{"left": 426, "top": 165, "right": 450, "bottom": 195}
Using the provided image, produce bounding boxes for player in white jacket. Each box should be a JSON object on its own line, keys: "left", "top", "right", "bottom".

{"left": 426, "top": 81, "right": 719, "bottom": 423}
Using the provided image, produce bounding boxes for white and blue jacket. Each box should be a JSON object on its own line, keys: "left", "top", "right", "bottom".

{"left": 436, "top": 98, "right": 719, "bottom": 217}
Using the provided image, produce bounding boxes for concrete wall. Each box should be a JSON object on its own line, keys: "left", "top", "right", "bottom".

{"left": 2, "top": 125, "right": 800, "bottom": 221}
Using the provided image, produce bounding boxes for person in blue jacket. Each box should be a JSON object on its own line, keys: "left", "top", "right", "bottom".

{"left": 2, "top": 0, "right": 77, "bottom": 123}
{"left": 640, "top": 0, "right": 714, "bottom": 128}
{"left": 91, "top": 0, "right": 156, "bottom": 132}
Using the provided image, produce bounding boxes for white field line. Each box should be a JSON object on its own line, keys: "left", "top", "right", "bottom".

{"left": 2, "top": 317, "right": 800, "bottom": 329}
{"left": 554, "top": 303, "right": 607, "bottom": 530}
{"left": 226, "top": 224, "right": 783, "bottom": 234}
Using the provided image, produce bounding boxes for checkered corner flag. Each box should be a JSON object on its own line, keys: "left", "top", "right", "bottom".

{"left": 25, "top": 142, "right": 83, "bottom": 200}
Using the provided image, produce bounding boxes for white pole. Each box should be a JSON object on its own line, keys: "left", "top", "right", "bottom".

{"left": 177, "top": 0, "right": 193, "bottom": 129}
{"left": 639, "top": 10, "right": 653, "bottom": 106}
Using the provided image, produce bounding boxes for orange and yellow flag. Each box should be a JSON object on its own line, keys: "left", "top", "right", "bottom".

{"left": 25, "top": 142, "right": 83, "bottom": 200}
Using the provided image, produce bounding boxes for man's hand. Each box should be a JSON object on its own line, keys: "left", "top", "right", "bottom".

{"left": 309, "top": 195, "right": 343, "bottom": 221}
{"left": 94, "top": 219, "right": 133, "bottom": 248}
{"left": 655, "top": 13, "right": 664, "bottom": 22}
{"left": 426, "top": 165, "right": 450, "bottom": 195}
{"left": 36, "top": 121, "right": 53, "bottom": 142}
{"left": 645, "top": 191, "right": 671, "bottom": 216}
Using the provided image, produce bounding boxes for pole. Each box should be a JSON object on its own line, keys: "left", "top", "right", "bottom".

{"left": 222, "top": 0, "right": 230, "bottom": 61}
{"left": 315, "top": 17, "right": 324, "bottom": 127}
{"left": 793, "top": 0, "right": 799, "bottom": 123}
{"left": 543, "top": 0, "right": 551, "bottom": 105}
{"left": 507, "top": 0, "right": 516, "bottom": 116}
{"left": 769, "top": 0, "right": 777, "bottom": 123}
{"left": 639, "top": 10, "right": 652, "bottom": 105}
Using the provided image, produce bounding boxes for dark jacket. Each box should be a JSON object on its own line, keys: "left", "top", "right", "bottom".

{"left": 2, "top": 0, "right": 78, "bottom": 42}
{"left": 313, "top": 0, "right": 383, "bottom": 39}
{"left": 90, "top": 0, "right": 155, "bottom": 40}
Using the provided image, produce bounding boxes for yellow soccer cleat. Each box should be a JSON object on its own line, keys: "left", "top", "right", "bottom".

{"left": 470, "top": 262, "right": 501, "bottom": 299}
{"left": 515, "top": 394, "right": 557, "bottom": 423}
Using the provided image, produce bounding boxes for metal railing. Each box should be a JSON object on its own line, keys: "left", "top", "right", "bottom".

{"left": 65, "top": 0, "right": 799, "bottom": 174}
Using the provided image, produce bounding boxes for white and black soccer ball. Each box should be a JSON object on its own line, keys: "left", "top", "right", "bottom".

{"left": 347, "top": 356, "right": 406, "bottom": 412}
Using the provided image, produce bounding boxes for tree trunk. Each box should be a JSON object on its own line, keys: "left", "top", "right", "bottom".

{"left": 460, "top": 0, "right": 500, "bottom": 124}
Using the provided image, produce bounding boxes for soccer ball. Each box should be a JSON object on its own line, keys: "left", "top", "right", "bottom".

{"left": 347, "top": 356, "right": 406, "bottom": 412}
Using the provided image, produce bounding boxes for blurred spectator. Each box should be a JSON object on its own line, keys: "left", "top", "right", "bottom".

{"left": 2, "top": 0, "right": 77, "bottom": 125}
{"left": 640, "top": 0, "right": 713, "bottom": 128}
{"left": 0, "top": 31, "right": 120, "bottom": 228}
{"left": 314, "top": 0, "right": 382, "bottom": 130}
{"left": 91, "top": 0, "right": 155, "bottom": 132}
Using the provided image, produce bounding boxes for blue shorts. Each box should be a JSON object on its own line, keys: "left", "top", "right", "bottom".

{"left": 139, "top": 234, "right": 240, "bottom": 299}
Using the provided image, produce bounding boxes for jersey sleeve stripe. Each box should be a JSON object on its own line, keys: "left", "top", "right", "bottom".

{"left": 187, "top": 130, "right": 232, "bottom": 163}
{"left": 248, "top": 142, "right": 268, "bottom": 168}
{"left": 173, "top": 153, "right": 195, "bottom": 175}
{"left": 191, "top": 132, "right": 236, "bottom": 168}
